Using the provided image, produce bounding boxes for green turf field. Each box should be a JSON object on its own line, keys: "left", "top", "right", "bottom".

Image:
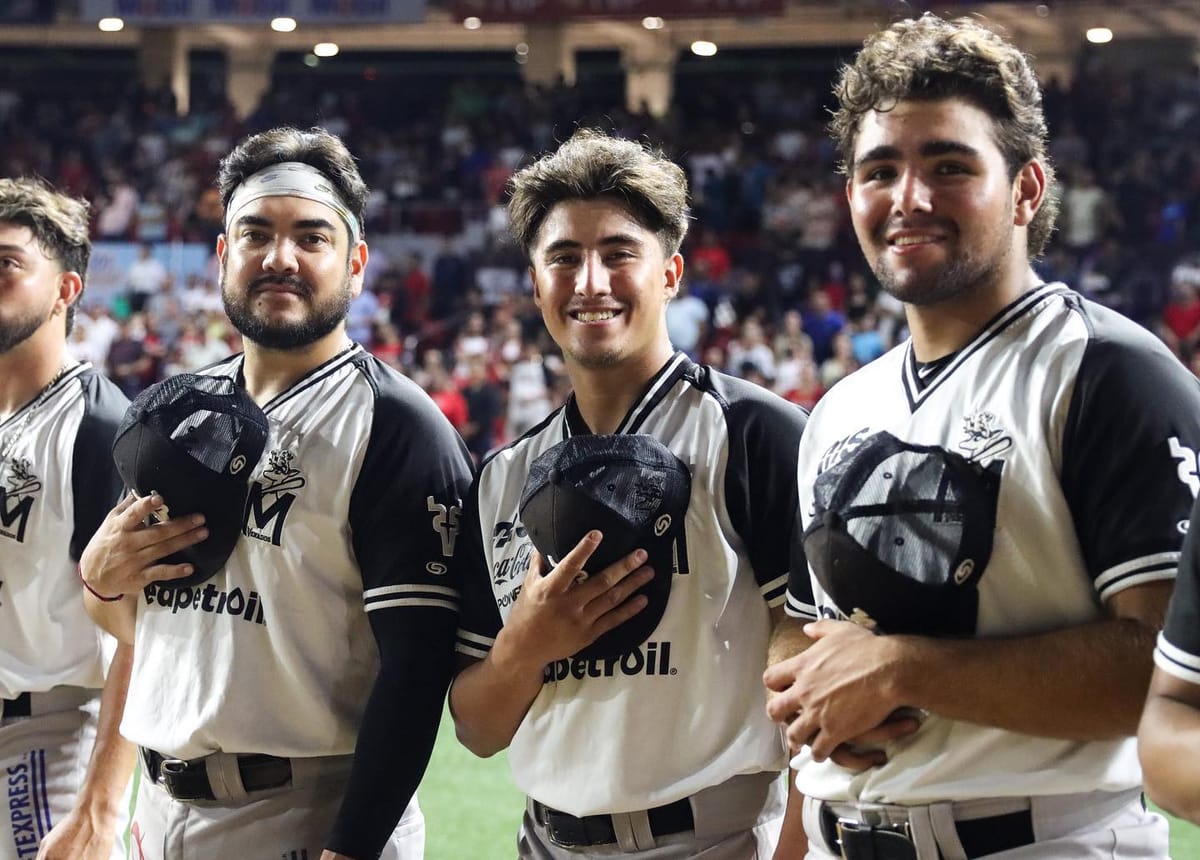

{"left": 421, "top": 706, "right": 1200, "bottom": 859}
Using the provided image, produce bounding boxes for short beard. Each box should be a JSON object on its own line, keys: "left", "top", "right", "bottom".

{"left": 221, "top": 271, "right": 353, "bottom": 351}
{"left": 0, "top": 305, "right": 53, "bottom": 355}
{"left": 874, "top": 221, "right": 1014, "bottom": 308}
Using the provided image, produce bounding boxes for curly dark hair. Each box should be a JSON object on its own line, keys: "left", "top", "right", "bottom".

{"left": 0, "top": 177, "right": 91, "bottom": 334}
{"left": 508, "top": 129, "right": 690, "bottom": 258}
{"left": 830, "top": 14, "right": 1058, "bottom": 256}
{"left": 216, "top": 126, "right": 367, "bottom": 238}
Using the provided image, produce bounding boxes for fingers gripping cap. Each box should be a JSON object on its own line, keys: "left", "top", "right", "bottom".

{"left": 112, "top": 374, "right": 270, "bottom": 586}
{"left": 801, "top": 431, "right": 1002, "bottom": 636}
{"left": 519, "top": 434, "right": 691, "bottom": 660}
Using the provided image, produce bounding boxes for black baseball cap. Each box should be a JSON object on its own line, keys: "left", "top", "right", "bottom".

{"left": 520, "top": 434, "right": 691, "bottom": 660}
{"left": 801, "top": 431, "right": 1001, "bottom": 636}
{"left": 112, "top": 373, "right": 270, "bottom": 587}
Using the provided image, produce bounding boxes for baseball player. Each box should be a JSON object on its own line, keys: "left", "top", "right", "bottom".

{"left": 78, "top": 127, "right": 474, "bottom": 860}
{"left": 1139, "top": 496, "right": 1200, "bottom": 824}
{"left": 763, "top": 15, "right": 1200, "bottom": 860}
{"left": 450, "top": 130, "right": 809, "bottom": 859}
{"left": 0, "top": 177, "right": 134, "bottom": 860}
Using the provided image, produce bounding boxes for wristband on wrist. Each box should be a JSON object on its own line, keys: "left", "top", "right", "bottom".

{"left": 77, "top": 564, "right": 124, "bottom": 603}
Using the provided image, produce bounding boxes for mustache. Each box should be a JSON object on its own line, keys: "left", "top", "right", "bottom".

{"left": 249, "top": 275, "right": 313, "bottom": 297}
{"left": 875, "top": 217, "right": 956, "bottom": 239}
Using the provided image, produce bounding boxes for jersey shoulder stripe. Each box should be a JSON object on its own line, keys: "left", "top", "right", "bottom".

{"left": 1155, "top": 631, "right": 1200, "bottom": 685}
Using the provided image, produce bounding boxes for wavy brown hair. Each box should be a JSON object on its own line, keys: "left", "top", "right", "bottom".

{"left": 0, "top": 177, "right": 91, "bottom": 334}
{"left": 508, "top": 129, "right": 690, "bottom": 258}
{"left": 830, "top": 14, "right": 1058, "bottom": 255}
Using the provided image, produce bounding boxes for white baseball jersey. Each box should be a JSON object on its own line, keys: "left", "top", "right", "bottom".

{"left": 456, "top": 352, "right": 807, "bottom": 817}
{"left": 121, "top": 344, "right": 472, "bottom": 759}
{"left": 786, "top": 283, "right": 1200, "bottom": 803}
{"left": 1, "top": 363, "right": 126, "bottom": 698}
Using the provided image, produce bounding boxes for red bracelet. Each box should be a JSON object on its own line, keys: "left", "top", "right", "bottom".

{"left": 77, "top": 564, "right": 124, "bottom": 602}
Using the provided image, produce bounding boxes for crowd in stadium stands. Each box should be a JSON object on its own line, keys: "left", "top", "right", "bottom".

{"left": 2, "top": 46, "right": 1199, "bottom": 457}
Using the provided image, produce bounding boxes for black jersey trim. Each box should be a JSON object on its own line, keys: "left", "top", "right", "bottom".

{"left": 562, "top": 351, "right": 690, "bottom": 438}
{"left": 0, "top": 362, "right": 91, "bottom": 432}
{"left": 1155, "top": 633, "right": 1200, "bottom": 685}
{"left": 259, "top": 343, "right": 364, "bottom": 414}
{"left": 900, "top": 283, "right": 1070, "bottom": 412}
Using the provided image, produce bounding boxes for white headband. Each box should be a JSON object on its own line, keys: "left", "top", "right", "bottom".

{"left": 224, "top": 161, "right": 361, "bottom": 245}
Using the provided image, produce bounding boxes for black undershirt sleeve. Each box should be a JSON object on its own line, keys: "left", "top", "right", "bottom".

{"left": 326, "top": 358, "right": 473, "bottom": 858}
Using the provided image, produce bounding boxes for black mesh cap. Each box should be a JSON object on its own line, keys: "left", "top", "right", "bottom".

{"left": 519, "top": 434, "right": 691, "bottom": 660}
{"left": 802, "top": 431, "right": 1001, "bottom": 636}
{"left": 112, "top": 374, "right": 269, "bottom": 586}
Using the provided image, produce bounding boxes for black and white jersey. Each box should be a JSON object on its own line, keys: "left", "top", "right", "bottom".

{"left": 0, "top": 364, "right": 127, "bottom": 698}
{"left": 786, "top": 283, "right": 1200, "bottom": 802}
{"left": 1156, "top": 496, "right": 1200, "bottom": 683}
{"left": 456, "top": 352, "right": 806, "bottom": 816}
{"left": 121, "top": 345, "right": 473, "bottom": 759}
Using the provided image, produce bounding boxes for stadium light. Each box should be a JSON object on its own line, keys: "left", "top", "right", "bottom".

{"left": 1086, "top": 27, "right": 1113, "bottom": 44}
{"left": 691, "top": 40, "right": 717, "bottom": 57}
{"left": 642, "top": 17, "right": 664, "bottom": 30}
{"left": 313, "top": 42, "right": 339, "bottom": 57}
{"left": 463, "top": 16, "right": 482, "bottom": 30}
{"left": 271, "top": 17, "right": 298, "bottom": 33}
{"left": 97, "top": 17, "right": 124, "bottom": 32}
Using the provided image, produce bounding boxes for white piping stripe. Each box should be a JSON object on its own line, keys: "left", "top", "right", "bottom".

{"left": 617, "top": 352, "right": 687, "bottom": 435}
{"left": 456, "top": 630, "right": 496, "bottom": 647}
{"left": 1095, "top": 552, "right": 1179, "bottom": 591}
{"left": 1097, "top": 569, "right": 1176, "bottom": 599}
{"left": 364, "top": 598, "right": 458, "bottom": 612}
{"left": 364, "top": 584, "right": 460, "bottom": 599}
{"left": 455, "top": 644, "right": 491, "bottom": 659}
{"left": 759, "top": 573, "right": 788, "bottom": 595}
{"left": 1155, "top": 634, "right": 1200, "bottom": 684}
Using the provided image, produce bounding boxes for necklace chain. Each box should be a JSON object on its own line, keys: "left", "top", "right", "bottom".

{"left": 0, "top": 364, "right": 75, "bottom": 475}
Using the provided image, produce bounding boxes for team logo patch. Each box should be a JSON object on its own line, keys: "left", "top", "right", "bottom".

{"left": 243, "top": 448, "right": 305, "bottom": 546}
{"left": 957, "top": 412, "right": 1013, "bottom": 464}
{"left": 1169, "top": 436, "right": 1200, "bottom": 498}
{"left": 0, "top": 457, "right": 41, "bottom": 544}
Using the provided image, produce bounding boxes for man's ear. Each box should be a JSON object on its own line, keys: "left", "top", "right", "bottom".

{"left": 1013, "top": 160, "right": 1046, "bottom": 228}
{"left": 530, "top": 266, "right": 543, "bottom": 308}
{"left": 664, "top": 253, "right": 683, "bottom": 299}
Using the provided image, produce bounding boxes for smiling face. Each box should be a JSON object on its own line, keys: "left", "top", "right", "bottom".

{"left": 217, "top": 195, "right": 365, "bottom": 351}
{"left": 847, "top": 97, "right": 1043, "bottom": 309}
{"left": 530, "top": 198, "right": 681, "bottom": 378}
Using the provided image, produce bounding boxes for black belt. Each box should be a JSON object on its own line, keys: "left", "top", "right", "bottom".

{"left": 1, "top": 693, "right": 31, "bottom": 718}
{"left": 532, "top": 798, "right": 695, "bottom": 848}
{"left": 141, "top": 747, "right": 293, "bottom": 802}
{"left": 819, "top": 804, "right": 1035, "bottom": 860}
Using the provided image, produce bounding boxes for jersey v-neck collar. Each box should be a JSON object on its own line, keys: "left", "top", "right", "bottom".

{"left": 232, "top": 343, "right": 363, "bottom": 415}
{"left": 0, "top": 362, "right": 90, "bottom": 432}
{"left": 900, "top": 282, "right": 1069, "bottom": 412}
{"left": 562, "top": 351, "right": 691, "bottom": 439}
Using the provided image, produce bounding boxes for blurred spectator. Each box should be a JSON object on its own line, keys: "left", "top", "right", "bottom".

{"left": 666, "top": 281, "right": 710, "bottom": 358}
{"left": 506, "top": 341, "right": 553, "bottom": 440}
{"left": 802, "top": 289, "right": 846, "bottom": 364}
{"left": 460, "top": 354, "right": 504, "bottom": 462}
{"left": 127, "top": 242, "right": 168, "bottom": 313}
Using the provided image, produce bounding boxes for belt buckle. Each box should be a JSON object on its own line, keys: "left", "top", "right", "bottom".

{"left": 157, "top": 757, "right": 205, "bottom": 801}
{"left": 835, "top": 817, "right": 914, "bottom": 859}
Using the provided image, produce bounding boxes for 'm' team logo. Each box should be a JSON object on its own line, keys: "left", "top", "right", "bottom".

{"left": 957, "top": 411, "right": 1013, "bottom": 464}
{"left": 243, "top": 449, "right": 305, "bottom": 546}
{"left": 0, "top": 457, "right": 41, "bottom": 544}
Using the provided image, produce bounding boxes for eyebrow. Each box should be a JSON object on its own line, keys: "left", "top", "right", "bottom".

{"left": 233, "top": 214, "right": 340, "bottom": 233}
{"left": 541, "top": 233, "right": 644, "bottom": 256}
{"left": 853, "top": 140, "right": 982, "bottom": 171}
{"left": 0, "top": 244, "right": 31, "bottom": 255}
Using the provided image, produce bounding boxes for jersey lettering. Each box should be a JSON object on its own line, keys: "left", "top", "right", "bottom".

{"left": 492, "top": 519, "right": 527, "bottom": 548}
{"left": 243, "top": 449, "right": 305, "bottom": 545}
{"left": 427, "top": 496, "right": 461, "bottom": 557}
{"left": 1169, "top": 436, "right": 1200, "bottom": 497}
{"left": 542, "top": 640, "right": 677, "bottom": 683}
{"left": 0, "top": 458, "right": 40, "bottom": 543}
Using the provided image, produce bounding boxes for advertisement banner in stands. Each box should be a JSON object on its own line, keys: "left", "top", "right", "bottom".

{"left": 82, "top": 242, "right": 216, "bottom": 310}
